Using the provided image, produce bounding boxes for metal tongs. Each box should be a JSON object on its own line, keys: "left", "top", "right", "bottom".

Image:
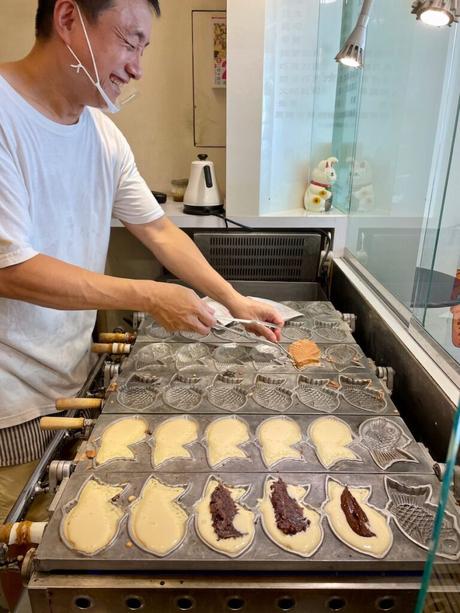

{"left": 212, "top": 321, "right": 293, "bottom": 360}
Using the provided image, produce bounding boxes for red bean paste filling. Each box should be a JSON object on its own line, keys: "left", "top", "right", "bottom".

{"left": 210, "top": 483, "right": 244, "bottom": 540}
{"left": 270, "top": 478, "right": 309, "bottom": 536}
{"left": 340, "top": 486, "right": 376, "bottom": 537}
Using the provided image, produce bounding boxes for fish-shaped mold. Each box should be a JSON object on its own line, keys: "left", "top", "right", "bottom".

{"left": 175, "top": 343, "right": 211, "bottom": 369}
{"left": 250, "top": 344, "right": 285, "bottom": 365}
{"left": 258, "top": 477, "right": 323, "bottom": 557}
{"left": 213, "top": 323, "right": 248, "bottom": 341}
{"left": 282, "top": 321, "right": 313, "bottom": 341}
{"left": 323, "top": 478, "right": 393, "bottom": 558}
{"left": 339, "top": 376, "right": 387, "bottom": 412}
{"left": 61, "top": 478, "right": 126, "bottom": 555}
{"left": 144, "top": 323, "right": 174, "bottom": 340}
{"left": 206, "top": 372, "right": 248, "bottom": 412}
{"left": 212, "top": 343, "right": 247, "bottom": 367}
{"left": 204, "top": 416, "right": 251, "bottom": 468}
{"left": 257, "top": 416, "right": 303, "bottom": 467}
{"left": 128, "top": 477, "right": 189, "bottom": 557}
{"left": 195, "top": 477, "right": 256, "bottom": 557}
{"left": 117, "top": 379, "right": 160, "bottom": 411}
{"left": 313, "top": 320, "right": 349, "bottom": 342}
{"left": 296, "top": 376, "right": 340, "bottom": 413}
{"left": 324, "top": 344, "right": 363, "bottom": 371}
{"left": 308, "top": 416, "right": 361, "bottom": 469}
{"left": 305, "top": 302, "right": 338, "bottom": 317}
{"left": 179, "top": 329, "right": 211, "bottom": 341}
{"left": 252, "top": 375, "right": 293, "bottom": 411}
{"left": 359, "top": 418, "right": 417, "bottom": 470}
{"left": 135, "top": 343, "right": 173, "bottom": 369}
{"left": 162, "top": 374, "right": 203, "bottom": 411}
{"left": 151, "top": 416, "right": 198, "bottom": 467}
{"left": 385, "top": 478, "right": 460, "bottom": 560}
{"left": 95, "top": 416, "right": 149, "bottom": 466}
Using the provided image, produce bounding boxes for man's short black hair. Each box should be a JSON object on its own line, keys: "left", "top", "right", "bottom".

{"left": 35, "top": 0, "right": 161, "bottom": 39}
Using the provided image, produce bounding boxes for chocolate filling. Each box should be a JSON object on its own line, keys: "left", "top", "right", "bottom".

{"left": 210, "top": 483, "right": 244, "bottom": 540}
{"left": 340, "top": 486, "right": 376, "bottom": 537}
{"left": 270, "top": 478, "right": 309, "bottom": 536}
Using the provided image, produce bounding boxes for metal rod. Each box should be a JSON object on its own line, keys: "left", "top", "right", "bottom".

{"left": 5, "top": 354, "right": 106, "bottom": 524}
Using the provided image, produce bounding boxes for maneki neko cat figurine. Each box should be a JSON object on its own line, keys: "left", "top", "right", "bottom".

{"left": 304, "top": 157, "right": 338, "bottom": 213}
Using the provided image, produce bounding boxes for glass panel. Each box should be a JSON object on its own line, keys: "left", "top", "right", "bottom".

{"left": 342, "top": 1, "right": 454, "bottom": 309}
{"left": 415, "top": 401, "right": 460, "bottom": 613}
{"left": 413, "top": 95, "right": 460, "bottom": 364}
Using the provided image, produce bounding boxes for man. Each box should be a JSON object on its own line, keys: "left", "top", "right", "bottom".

{"left": 0, "top": 0, "right": 283, "bottom": 521}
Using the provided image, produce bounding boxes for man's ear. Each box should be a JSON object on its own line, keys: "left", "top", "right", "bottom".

{"left": 53, "top": 0, "right": 79, "bottom": 44}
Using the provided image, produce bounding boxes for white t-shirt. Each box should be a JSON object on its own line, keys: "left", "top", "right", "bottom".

{"left": 0, "top": 76, "right": 164, "bottom": 429}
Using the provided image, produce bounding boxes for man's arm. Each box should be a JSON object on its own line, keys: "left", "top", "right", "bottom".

{"left": 124, "top": 216, "right": 284, "bottom": 341}
{"left": 0, "top": 253, "right": 215, "bottom": 335}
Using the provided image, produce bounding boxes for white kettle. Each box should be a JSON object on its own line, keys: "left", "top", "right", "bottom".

{"left": 183, "top": 154, "right": 224, "bottom": 215}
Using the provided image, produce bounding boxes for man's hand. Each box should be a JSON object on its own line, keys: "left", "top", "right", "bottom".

{"left": 226, "top": 296, "right": 284, "bottom": 342}
{"left": 149, "top": 283, "right": 216, "bottom": 335}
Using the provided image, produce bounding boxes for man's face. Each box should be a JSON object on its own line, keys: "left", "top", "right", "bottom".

{"left": 70, "top": 0, "right": 153, "bottom": 105}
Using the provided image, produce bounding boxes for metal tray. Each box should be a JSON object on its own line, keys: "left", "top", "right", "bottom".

{"left": 35, "top": 472, "right": 452, "bottom": 573}
{"left": 121, "top": 341, "right": 372, "bottom": 379}
{"left": 103, "top": 371, "right": 398, "bottom": 416}
{"left": 73, "top": 414, "right": 433, "bottom": 476}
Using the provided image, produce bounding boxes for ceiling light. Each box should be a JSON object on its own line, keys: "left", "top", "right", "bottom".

{"left": 335, "top": 0, "right": 373, "bottom": 69}
{"left": 411, "top": 1, "right": 459, "bottom": 27}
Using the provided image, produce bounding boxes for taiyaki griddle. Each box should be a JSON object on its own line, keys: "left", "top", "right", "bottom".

{"left": 103, "top": 370, "right": 398, "bottom": 416}
{"left": 35, "top": 472, "right": 458, "bottom": 573}
{"left": 73, "top": 414, "right": 432, "bottom": 476}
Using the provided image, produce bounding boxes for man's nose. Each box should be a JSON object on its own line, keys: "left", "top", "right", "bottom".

{"left": 126, "top": 55, "right": 142, "bottom": 80}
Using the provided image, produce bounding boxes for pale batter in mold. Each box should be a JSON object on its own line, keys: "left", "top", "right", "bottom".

{"left": 129, "top": 478, "right": 189, "bottom": 556}
{"left": 96, "top": 417, "right": 149, "bottom": 466}
{"left": 152, "top": 416, "right": 198, "bottom": 466}
{"left": 62, "top": 480, "right": 124, "bottom": 555}
{"left": 257, "top": 417, "right": 302, "bottom": 467}
{"left": 195, "top": 477, "right": 255, "bottom": 557}
{"left": 323, "top": 478, "right": 393, "bottom": 558}
{"left": 205, "top": 416, "right": 250, "bottom": 467}
{"left": 308, "top": 416, "right": 360, "bottom": 468}
{"left": 258, "top": 477, "right": 323, "bottom": 557}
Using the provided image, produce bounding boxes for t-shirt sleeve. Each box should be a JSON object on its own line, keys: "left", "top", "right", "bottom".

{"left": 0, "top": 137, "right": 38, "bottom": 268}
{"left": 112, "top": 135, "right": 164, "bottom": 225}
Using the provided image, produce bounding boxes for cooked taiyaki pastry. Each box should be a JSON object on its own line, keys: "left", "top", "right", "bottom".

{"left": 257, "top": 417, "right": 302, "bottom": 467}
{"left": 385, "top": 478, "right": 460, "bottom": 560}
{"left": 62, "top": 479, "right": 124, "bottom": 555}
{"left": 205, "top": 416, "right": 250, "bottom": 468}
{"left": 195, "top": 477, "right": 255, "bottom": 557}
{"left": 288, "top": 339, "right": 321, "bottom": 368}
{"left": 258, "top": 477, "right": 323, "bottom": 557}
{"left": 152, "top": 416, "right": 198, "bottom": 466}
{"left": 95, "top": 417, "right": 149, "bottom": 466}
{"left": 308, "top": 416, "right": 360, "bottom": 468}
{"left": 359, "top": 418, "right": 417, "bottom": 470}
{"left": 129, "top": 478, "right": 188, "bottom": 557}
{"left": 324, "top": 478, "right": 393, "bottom": 558}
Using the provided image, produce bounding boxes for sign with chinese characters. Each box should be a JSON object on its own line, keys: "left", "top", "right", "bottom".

{"left": 213, "top": 15, "right": 226, "bottom": 88}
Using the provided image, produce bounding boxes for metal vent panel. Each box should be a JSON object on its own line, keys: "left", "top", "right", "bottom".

{"left": 194, "top": 232, "right": 322, "bottom": 281}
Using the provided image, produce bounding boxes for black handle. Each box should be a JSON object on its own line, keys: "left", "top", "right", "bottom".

{"left": 203, "top": 165, "right": 213, "bottom": 188}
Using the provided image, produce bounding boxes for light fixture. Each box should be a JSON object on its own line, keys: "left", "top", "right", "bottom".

{"left": 335, "top": 0, "right": 373, "bottom": 69}
{"left": 412, "top": 0, "right": 459, "bottom": 26}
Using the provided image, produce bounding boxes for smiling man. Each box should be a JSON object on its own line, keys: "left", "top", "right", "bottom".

{"left": 0, "top": 0, "right": 283, "bottom": 522}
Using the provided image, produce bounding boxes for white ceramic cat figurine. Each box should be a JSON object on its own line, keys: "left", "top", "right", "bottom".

{"left": 304, "top": 157, "right": 338, "bottom": 212}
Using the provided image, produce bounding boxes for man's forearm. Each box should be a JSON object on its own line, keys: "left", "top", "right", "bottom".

{"left": 0, "top": 253, "right": 153, "bottom": 312}
{"left": 124, "top": 217, "right": 241, "bottom": 308}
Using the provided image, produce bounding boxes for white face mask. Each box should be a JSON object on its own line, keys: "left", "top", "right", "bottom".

{"left": 67, "top": 3, "right": 137, "bottom": 113}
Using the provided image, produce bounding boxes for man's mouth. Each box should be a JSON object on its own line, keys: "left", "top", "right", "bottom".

{"left": 109, "top": 75, "right": 126, "bottom": 95}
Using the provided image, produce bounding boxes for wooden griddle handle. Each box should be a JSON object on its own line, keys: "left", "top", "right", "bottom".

{"left": 40, "top": 417, "right": 85, "bottom": 430}
{"left": 55, "top": 398, "right": 102, "bottom": 411}
{"left": 98, "top": 332, "right": 136, "bottom": 343}
{"left": 91, "top": 343, "right": 131, "bottom": 354}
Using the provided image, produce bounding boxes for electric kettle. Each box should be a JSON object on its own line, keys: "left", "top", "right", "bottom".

{"left": 183, "top": 154, "right": 224, "bottom": 215}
